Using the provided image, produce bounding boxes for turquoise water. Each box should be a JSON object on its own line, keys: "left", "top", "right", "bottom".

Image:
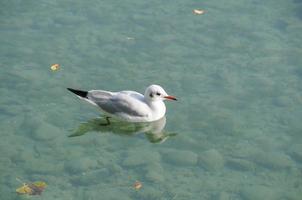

{"left": 1, "top": 0, "right": 302, "bottom": 199}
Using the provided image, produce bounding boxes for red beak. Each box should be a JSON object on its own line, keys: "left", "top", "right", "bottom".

{"left": 164, "top": 95, "right": 177, "bottom": 101}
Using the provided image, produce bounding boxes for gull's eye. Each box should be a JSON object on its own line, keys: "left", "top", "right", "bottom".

{"left": 156, "top": 92, "right": 161, "bottom": 96}
{"left": 149, "top": 93, "right": 154, "bottom": 98}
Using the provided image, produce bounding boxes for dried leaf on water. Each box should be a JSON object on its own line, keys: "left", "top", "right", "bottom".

{"left": 133, "top": 180, "right": 142, "bottom": 190}
{"left": 50, "top": 63, "right": 60, "bottom": 71}
{"left": 16, "top": 181, "right": 47, "bottom": 195}
{"left": 193, "top": 9, "right": 205, "bottom": 15}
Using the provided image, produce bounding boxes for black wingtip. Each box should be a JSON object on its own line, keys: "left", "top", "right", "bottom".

{"left": 67, "top": 88, "right": 88, "bottom": 98}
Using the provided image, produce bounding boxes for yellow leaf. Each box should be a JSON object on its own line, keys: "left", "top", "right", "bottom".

{"left": 50, "top": 64, "right": 60, "bottom": 71}
{"left": 16, "top": 181, "right": 47, "bottom": 195}
{"left": 33, "top": 181, "right": 47, "bottom": 188}
{"left": 16, "top": 184, "right": 32, "bottom": 194}
{"left": 133, "top": 181, "right": 142, "bottom": 190}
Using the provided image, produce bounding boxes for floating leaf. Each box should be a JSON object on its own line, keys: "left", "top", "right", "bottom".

{"left": 33, "top": 181, "right": 47, "bottom": 188}
{"left": 16, "top": 184, "right": 32, "bottom": 195}
{"left": 16, "top": 181, "right": 47, "bottom": 195}
{"left": 193, "top": 9, "right": 205, "bottom": 15}
{"left": 133, "top": 180, "right": 142, "bottom": 190}
{"left": 50, "top": 63, "right": 60, "bottom": 71}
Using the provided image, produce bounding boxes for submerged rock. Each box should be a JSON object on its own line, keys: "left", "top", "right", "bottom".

{"left": 240, "top": 185, "right": 278, "bottom": 200}
{"left": 64, "top": 157, "right": 98, "bottom": 173}
{"left": 250, "top": 152, "right": 294, "bottom": 170}
{"left": 198, "top": 149, "right": 224, "bottom": 171}
{"left": 289, "top": 143, "right": 302, "bottom": 163}
{"left": 144, "top": 163, "right": 165, "bottom": 182}
{"left": 70, "top": 168, "right": 110, "bottom": 185}
{"left": 83, "top": 187, "right": 133, "bottom": 200}
{"left": 31, "top": 122, "right": 61, "bottom": 141}
{"left": 24, "top": 158, "right": 64, "bottom": 174}
{"left": 214, "top": 191, "right": 232, "bottom": 200}
{"left": 122, "top": 150, "right": 161, "bottom": 167}
{"left": 226, "top": 158, "right": 255, "bottom": 171}
{"left": 132, "top": 186, "right": 162, "bottom": 200}
{"left": 161, "top": 148, "right": 198, "bottom": 166}
{"left": 145, "top": 171, "right": 165, "bottom": 182}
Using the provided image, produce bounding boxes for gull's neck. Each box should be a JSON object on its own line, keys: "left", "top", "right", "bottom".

{"left": 147, "top": 100, "right": 166, "bottom": 121}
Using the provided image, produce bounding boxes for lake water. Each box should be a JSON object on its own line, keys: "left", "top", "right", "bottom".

{"left": 1, "top": 0, "right": 302, "bottom": 199}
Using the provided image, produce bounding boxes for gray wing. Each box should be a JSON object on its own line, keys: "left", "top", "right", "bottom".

{"left": 87, "top": 90, "right": 149, "bottom": 117}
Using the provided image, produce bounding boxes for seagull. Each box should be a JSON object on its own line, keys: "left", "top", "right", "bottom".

{"left": 67, "top": 85, "right": 177, "bottom": 123}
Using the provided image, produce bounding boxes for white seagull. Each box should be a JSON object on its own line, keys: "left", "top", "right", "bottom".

{"left": 67, "top": 85, "right": 177, "bottom": 123}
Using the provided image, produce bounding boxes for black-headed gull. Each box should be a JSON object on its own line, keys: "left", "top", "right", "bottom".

{"left": 67, "top": 85, "right": 177, "bottom": 122}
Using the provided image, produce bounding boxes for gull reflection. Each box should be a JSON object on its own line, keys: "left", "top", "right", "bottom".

{"left": 69, "top": 116, "right": 177, "bottom": 143}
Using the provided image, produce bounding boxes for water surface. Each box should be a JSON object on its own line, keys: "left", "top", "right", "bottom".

{"left": 1, "top": 0, "right": 302, "bottom": 199}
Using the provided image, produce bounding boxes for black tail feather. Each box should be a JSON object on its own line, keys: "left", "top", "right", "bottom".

{"left": 67, "top": 88, "right": 88, "bottom": 98}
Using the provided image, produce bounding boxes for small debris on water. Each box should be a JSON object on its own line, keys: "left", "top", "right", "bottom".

{"left": 133, "top": 180, "right": 142, "bottom": 190}
{"left": 16, "top": 181, "right": 47, "bottom": 195}
{"left": 193, "top": 9, "right": 205, "bottom": 15}
{"left": 50, "top": 64, "right": 60, "bottom": 71}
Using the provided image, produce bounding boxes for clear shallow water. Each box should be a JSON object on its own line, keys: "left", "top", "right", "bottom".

{"left": 1, "top": 0, "right": 302, "bottom": 199}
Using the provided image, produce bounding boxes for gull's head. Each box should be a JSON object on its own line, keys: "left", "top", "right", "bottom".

{"left": 144, "top": 85, "right": 177, "bottom": 102}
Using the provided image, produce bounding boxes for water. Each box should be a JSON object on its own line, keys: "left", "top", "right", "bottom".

{"left": 1, "top": 0, "right": 302, "bottom": 199}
